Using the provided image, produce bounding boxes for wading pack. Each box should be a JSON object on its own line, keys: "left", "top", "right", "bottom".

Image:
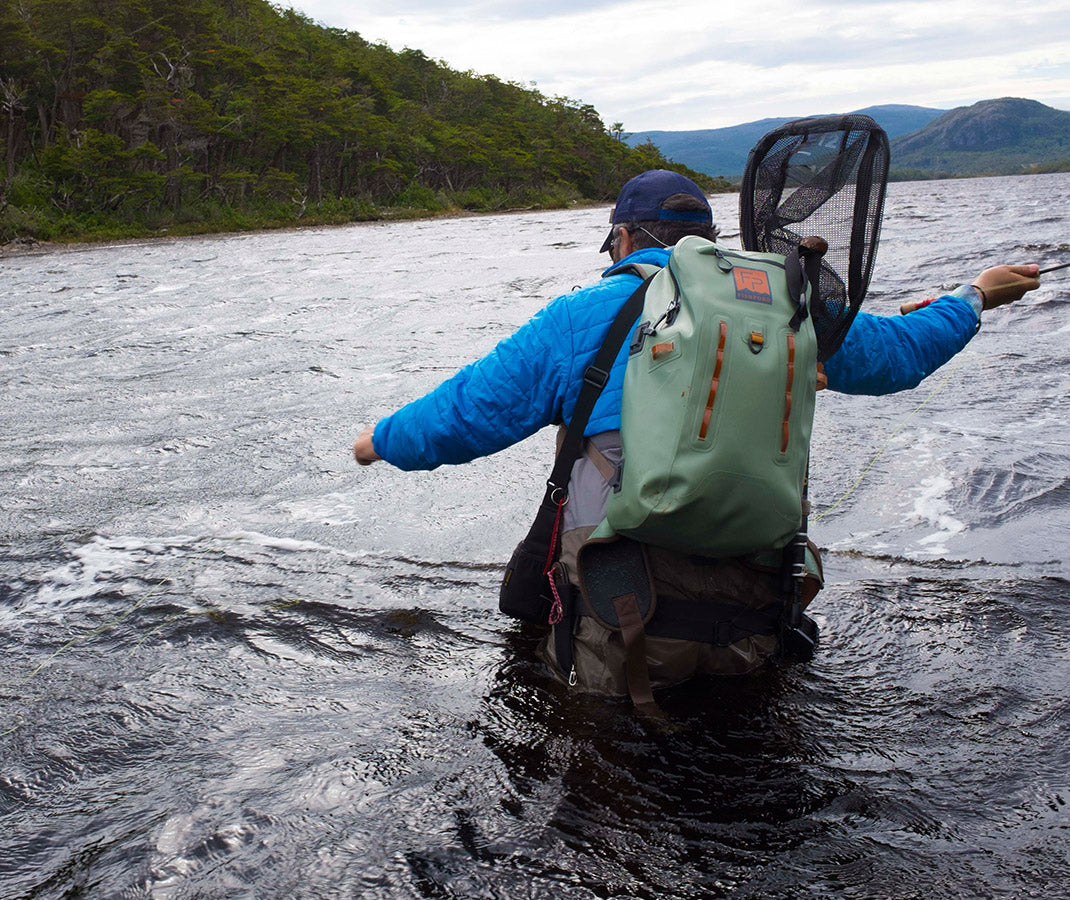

{"left": 598, "top": 236, "right": 819, "bottom": 556}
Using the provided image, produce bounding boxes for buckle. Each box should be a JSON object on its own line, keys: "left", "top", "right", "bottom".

{"left": 629, "top": 320, "right": 655, "bottom": 354}
{"left": 583, "top": 365, "right": 609, "bottom": 388}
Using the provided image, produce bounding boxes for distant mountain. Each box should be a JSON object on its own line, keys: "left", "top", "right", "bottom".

{"left": 890, "top": 98, "right": 1070, "bottom": 177}
{"left": 624, "top": 118, "right": 791, "bottom": 180}
{"left": 625, "top": 104, "right": 947, "bottom": 177}
{"left": 852, "top": 104, "right": 949, "bottom": 138}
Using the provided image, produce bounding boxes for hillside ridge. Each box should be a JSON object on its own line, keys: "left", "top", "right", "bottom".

{"left": 627, "top": 99, "right": 1070, "bottom": 179}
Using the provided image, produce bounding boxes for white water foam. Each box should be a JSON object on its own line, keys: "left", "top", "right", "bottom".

{"left": 910, "top": 473, "right": 967, "bottom": 556}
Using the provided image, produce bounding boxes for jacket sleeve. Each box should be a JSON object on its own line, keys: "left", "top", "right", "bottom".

{"left": 372, "top": 295, "right": 576, "bottom": 471}
{"left": 824, "top": 294, "right": 980, "bottom": 395}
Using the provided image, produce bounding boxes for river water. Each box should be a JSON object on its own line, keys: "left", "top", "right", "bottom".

{"left": 2, "top": 174, "right": 1068, "bottom": 899}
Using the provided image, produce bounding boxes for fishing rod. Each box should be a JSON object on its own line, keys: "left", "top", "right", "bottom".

{"left": 900, "top": 260, "right": 1067, "bottom": 315}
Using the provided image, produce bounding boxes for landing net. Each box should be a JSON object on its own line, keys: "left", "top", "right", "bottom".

{"left": 740, "top": 115, "right": 890, "bottom": 361}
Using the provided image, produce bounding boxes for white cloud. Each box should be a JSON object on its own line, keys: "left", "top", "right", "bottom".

{"left": 288, "top": 0, "right": 1070, "bottom": 128}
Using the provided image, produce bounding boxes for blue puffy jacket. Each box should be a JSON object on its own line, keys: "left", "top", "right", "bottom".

{"left": 374, "top": 247, "right": 980, "bottom": 471}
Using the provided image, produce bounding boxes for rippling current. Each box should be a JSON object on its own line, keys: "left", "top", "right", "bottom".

{"left": 2, "top": 174, "right": 1068, "bottom": 899}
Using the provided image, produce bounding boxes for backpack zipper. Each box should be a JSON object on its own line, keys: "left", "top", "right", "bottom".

{"left": 781, "top": 333, "right": 795, "bottom": 453}
{"left": 699, "top": 320, "right": 728, "bottom": 440}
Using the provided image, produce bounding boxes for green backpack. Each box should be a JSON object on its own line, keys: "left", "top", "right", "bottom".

{"left": 595, "top": 235, "right": 819, "bottom": 557}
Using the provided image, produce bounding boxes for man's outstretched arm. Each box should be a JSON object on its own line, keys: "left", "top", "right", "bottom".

{"left": 825, "top": 264, "right": 1040, "bottom": 395}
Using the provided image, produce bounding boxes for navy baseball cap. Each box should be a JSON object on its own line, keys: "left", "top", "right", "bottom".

{"left": 599, "top": 169, "right": 712, "bottom": 252}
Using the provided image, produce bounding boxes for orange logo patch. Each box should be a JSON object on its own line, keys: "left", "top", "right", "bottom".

{"left": 733, "top": 268, "right": 773, "bottom": 304}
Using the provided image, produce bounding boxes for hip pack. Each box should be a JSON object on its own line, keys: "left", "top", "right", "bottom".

{"left": 600, "top": 235, "right": 819, "bottom": 557}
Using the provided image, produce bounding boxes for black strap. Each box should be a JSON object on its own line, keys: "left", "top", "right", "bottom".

{"left": 785, "top": 243, "right": 825, "bottom": 334}
{"left": 778, "top": 458, "right": 816, "bottom": 663}
{"left": 784, "top": 247, "right": 809, "bottom": 332}
{"left": 643, "top": 598, "right": 783, "bottom": 646}
{"left": 801, "top": 243, "right": 825, "bottom": 321}
{"left": 520, "top": 273, "right": 656, "bottom": 547}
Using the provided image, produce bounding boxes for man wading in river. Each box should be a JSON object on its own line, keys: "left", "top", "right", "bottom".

{"left": 352, "top": 168, "right": 1039, "bottom": 699}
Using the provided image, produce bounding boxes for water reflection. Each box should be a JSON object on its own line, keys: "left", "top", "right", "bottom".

{"left": 400, "top": 628, "right": 834, "bottom": 898}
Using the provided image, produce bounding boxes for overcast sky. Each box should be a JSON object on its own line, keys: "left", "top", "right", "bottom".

{"left": 285, "top": 0, "right": 1070, "bottom": 131}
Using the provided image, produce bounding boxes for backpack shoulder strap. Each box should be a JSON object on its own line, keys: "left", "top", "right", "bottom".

{"left": 612, "top": 262, "right": 661, "bottom": 281}
{"left": 546, "top": 273, "right": 655, "bottom": 500}
{"left": 521, "top": 273, "right": 655, "bottom": 544}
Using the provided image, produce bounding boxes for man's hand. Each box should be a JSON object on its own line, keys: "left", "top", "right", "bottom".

{"left": 972, "top": 264, "right": 1041, "bottom": 310}
{"left": 353, "top": 425, "right": 381, "bottom": 465}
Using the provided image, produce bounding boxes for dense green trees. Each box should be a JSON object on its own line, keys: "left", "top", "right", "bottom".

{"left": 0, "top": 0, "right": 728, "bottom": 242}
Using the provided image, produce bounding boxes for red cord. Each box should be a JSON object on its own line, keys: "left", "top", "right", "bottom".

{"left": 545, "top": 497, "right": 565, "bottom": 625}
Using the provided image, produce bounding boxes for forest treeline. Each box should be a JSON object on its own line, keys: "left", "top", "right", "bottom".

{"left": 0, "top": 0, "right": 730, "bottom": 243}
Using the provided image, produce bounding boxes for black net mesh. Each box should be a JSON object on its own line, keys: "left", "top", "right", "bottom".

{"left": 740, "top": 114, "right": 890, "bottom": 361}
